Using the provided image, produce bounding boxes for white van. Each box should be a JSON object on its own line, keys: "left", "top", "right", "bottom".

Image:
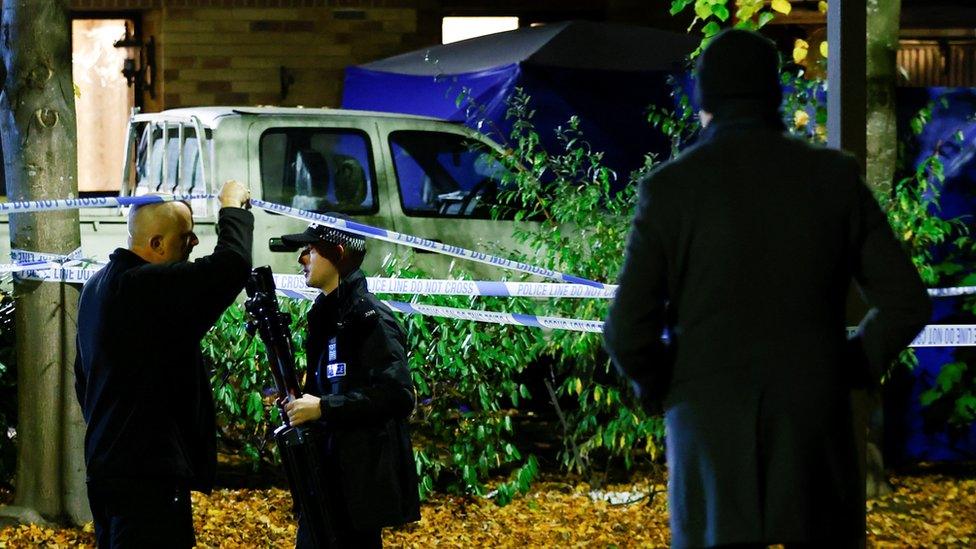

{"left": 1, "top": 107, "right": 527, "bottom": 278}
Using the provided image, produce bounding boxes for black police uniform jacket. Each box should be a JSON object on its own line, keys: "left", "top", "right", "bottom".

{"left": 304, "top": 269, "right": 421, "bottom": 530}
{"left": 75, "top": 208, "right": 253, "bottom": 498}
{"left": 603, "top": 116, "right": 931, "bottom": 547}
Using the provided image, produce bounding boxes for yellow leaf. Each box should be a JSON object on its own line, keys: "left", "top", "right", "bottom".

{"left": 735, "top": 0, "right": 764, "bottom": 20}
{"left": 73, "top": 82, "right": 81, "bottom": 98}
{"left": 903, "top": 230, "right": 913, "bottom": 240}
{"left": 771, "top": 0, "right": 792, "bottom": 14}
{"left": 815, "top": 124, "right": 827, "bottom": 142}
{"left": 818, "top": 0, "right": 828, "bottom": 13}
{"left": 819, "top": 40, "right": 829, "bottom": 58}
{"left": 794, "top": 110, "right": 810, "bottom": 128}
{"left": 593, "top": 386, "right": 602, "bottom": 403}
{"left": 574, "top": 378, "right": 582, "bottom": 395}
{"left": 793, "top": 38, "right": 809, "bottom": 63}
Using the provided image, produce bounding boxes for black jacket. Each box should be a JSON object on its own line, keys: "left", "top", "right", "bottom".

{"left": 304, "top": 269, "right": 421, "bottom": 531}
{"left": 604, "top": 117, "right": 931, "bottom": 547}
{"left": 75, "top": 208, "right": 253, "bottom": 495}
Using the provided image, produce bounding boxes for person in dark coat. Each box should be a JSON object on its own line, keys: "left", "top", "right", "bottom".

{"left": 603, "top": 29, "right": 931, "bottom": 548}
{"left": 74, "top": 180, "right": 253, "bottom": 548}
{"left": 279, "top": 218, "right": 421, "bottom": 548}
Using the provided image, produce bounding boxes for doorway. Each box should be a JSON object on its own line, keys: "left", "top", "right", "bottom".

{"left": 72, "top": 17, "right": 136, "bottom": 194}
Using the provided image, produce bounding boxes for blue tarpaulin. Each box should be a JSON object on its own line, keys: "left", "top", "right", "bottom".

{"left": 345, "top": 23, "right": 976, "bottom": 462}
{"left": 886, "top": 87, "right": 976, "bottom": 464}
{"left": 342, "top": 21, "right": 697, "bottom": 184}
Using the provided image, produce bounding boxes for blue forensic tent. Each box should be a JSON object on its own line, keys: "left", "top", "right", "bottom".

{"left": 885, "top": 88, "right": 976, "bottom": 464}
{"left": 342, "top": 21, "right": 697, "bottom": 182}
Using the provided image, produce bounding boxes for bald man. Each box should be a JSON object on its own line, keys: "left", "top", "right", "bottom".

{"left": 75, "top": 180, "right": 252, "bottom": 548}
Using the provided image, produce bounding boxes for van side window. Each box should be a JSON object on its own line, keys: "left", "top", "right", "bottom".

{"left": 389, "top": 131, "right": 510, "bottom": 218}
{"left": 259, "top": 128, "right": 377, "bottom": 214}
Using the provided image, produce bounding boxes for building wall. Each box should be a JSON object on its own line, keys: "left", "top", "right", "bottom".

{"left": 157, "top": 6, "right": 420, "bottom": 108}
{"left": 67, "top": 0, "right": 665, "bottom": 112}
{"left": 70, "top": 1, "right": 437, "bottom": 110}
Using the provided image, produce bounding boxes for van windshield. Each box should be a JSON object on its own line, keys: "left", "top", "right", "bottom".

{"left": 389, "top": 130, "right": 512, "bottom": 219}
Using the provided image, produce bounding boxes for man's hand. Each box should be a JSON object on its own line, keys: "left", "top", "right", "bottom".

{"left": 284, "top": 394, "right": 322, "bottom": 426}
{"left": 218, "top": 179, "right": 251, "bottom": 209}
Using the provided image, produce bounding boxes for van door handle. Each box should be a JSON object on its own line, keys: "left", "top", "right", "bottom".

{"left": 417, "top": 239, "right": 441, "bottom": 254}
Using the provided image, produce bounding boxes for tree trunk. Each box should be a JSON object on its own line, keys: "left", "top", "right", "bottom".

{"left": 866, "top": 0, "right": 902, "bottom": 193}
{"left": 0, "top": 0, "right": 87, "bottom": 524}
{"left": 864, "top": 0, "right": 903, "bottom": 499}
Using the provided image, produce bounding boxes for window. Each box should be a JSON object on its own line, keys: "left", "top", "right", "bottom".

{"left": 390, "top": 130, "right": 511, "bottom": 218}
{"left": 260, "top": 129, "right": 376, "bottom": 214}
{"left": 72, "top": 18, "right": 136, "bottom": 194}
{"left": 134, "top": 123, "right": 212, "bottom": 216}
{"left": 442, "top": 16, "right": 519, "bottom": 44}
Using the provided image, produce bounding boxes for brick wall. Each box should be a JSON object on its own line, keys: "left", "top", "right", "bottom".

{"left": 157, "top": 7, "right": 419, "bottom": 108}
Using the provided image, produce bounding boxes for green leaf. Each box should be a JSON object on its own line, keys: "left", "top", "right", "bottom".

{"left": 694, "top": 1, "right": 713, "bottom": 20}
{"left": 702, "top": 20, "right": 722, "bottom": 38}
{"left": 936, "top": 361, "right": 967, "bottom": 393}
{"left": 670, "top": 0, "right": 694, "bottom": 16}
{"left": 920, "top": 387, "right": 942, "bottom": 407}
{"left": 757, "top": 10, "right": 775, "bottom": 28}
{"left": 711, "top": 4, "right": 730, "bottom": 21}
{"left": 245, "top": 391, "right": 264, "bottom": 420}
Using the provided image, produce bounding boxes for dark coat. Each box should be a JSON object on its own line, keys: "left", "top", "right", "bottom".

{"left": 75, "top": 208, "right": 253, "bottom": 496}
{"left": 603, "top": 117, "right": 931, "bottom": 547}
{"left": 304, "top": 269, "right": 421, "bottom": 531}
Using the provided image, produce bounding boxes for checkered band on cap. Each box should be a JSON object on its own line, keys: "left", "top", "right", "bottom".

{"left": 311, "top": 224, "right": 366, "bottom": 252}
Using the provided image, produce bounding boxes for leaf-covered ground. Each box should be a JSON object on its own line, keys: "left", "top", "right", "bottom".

{"left": 0, "top": 468, "right": 973, "bottom": 547}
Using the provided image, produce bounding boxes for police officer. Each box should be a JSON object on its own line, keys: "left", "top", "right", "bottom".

{"left": 279, "top": 216, "right": 420, "bottom": 548}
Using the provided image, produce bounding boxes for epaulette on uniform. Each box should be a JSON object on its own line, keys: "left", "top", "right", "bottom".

{"left": 349, "top": 296, "right": 379, "bottom": 325}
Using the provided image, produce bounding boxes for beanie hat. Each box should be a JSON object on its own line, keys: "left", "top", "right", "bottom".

{"left": 694, "top": 29, "right": 782, "bottom": 116}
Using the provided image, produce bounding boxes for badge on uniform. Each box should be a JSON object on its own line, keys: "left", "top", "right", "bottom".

{"left": 328, "top": 337, "right": 337, "bottom": 362}
{"left": 326, "top": 362, "right": 346, "bottom": 379}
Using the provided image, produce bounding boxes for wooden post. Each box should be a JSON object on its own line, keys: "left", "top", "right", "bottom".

{"left": 827, "top": 0, "right": 867, "bottom": 169}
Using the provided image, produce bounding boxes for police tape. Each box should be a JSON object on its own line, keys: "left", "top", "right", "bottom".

{"left": 10, "top": 247, "right": 84, "bottom": 264}
{"left": 3, "top": 194, "right": 973, "bottom": 298}
{"left": 382, "top": 300, "right": 608, "bottom": 332}
{"left": 17, "top": 265, "right": 613, "bottom": 299}
{"left": 9, "top": 264, "right": 103, "bottom": 282}
{"left": 13, "top": 264, "right": 616, "bottom": 300}
{"left": 927, "top": 286, "right": 976, "bottom": 297}
{"left": 275, "top": 274, "right": 969, "bottom": 299}
{"left": 0, "top": 194, "right": 213, "bottom": 214}
{"left": 0, "top": 193, "right": 606, "bottom": 288}
{"left": 0, "top": 262, "right": 64, "bottom": 273}
{"left": 905, "top": 325, "right": 976, "bottom": 347}
{"left": 280, "top": 286, "right": 975, "bottom": 345}
{"left": 275, "top": 288, "right": 605, "bottom": 333}
{"left": 7, "top": 262, "right": 974, "bottom": 302}
{"left": 6, "top": 263, "right": 975, "bottom": 344}
{"left": 271, "top": 273, "right": 617, "bottom": 298}
{"left": 249, "top": 199, "right": 607, "bottom": 288}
